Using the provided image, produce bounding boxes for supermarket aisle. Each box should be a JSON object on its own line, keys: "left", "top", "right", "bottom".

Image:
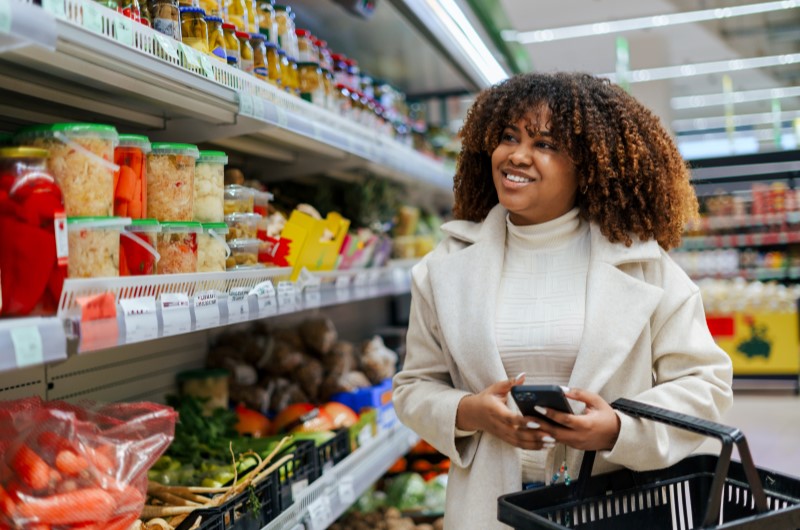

{"left": 695, "top": 392, "right": 800, "bottom": 477}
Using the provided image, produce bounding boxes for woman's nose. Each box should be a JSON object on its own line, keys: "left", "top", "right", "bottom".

{"left": 509, "top": 147, "right": 533, "bottom": 166}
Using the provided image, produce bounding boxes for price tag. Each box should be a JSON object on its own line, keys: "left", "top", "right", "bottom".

{"left": 306, "top": 495, "right": 331, "bottom": 530}
{"left": 239, "top": 92, "right": 255, "bottom": 116}
{"left": 192, "top": 291, "right": 220, "bottom": 329}
{"left": 114, "top": 17, "right": 133, "bottom": 46}
{"left": 276, "top": 106, "right": 289, "bottom": 128}
{"left": 119, "top": 297, "right": 158, "bottom": 340}
{"left": 358, "top": 426, "right": 374, "bottom": 447}
{"left": 0, "top": 2, "right": 11, "bottom": 34}
{"left": 335, "top": 275, "right": 351, "bottom": 290}
{"left": 305, "top": 289, "right": 321, "bottom": 307}
{"left": 160, "top": 293, "right": 191, "bottom": 335}
{"left": 338, "top": 475, "right": 355, "bottom": 505}
{"left": 227, "top": 287, "right": 250, "bottom": 320}
{"left": 154, "top": 34, "right": 179, "bottom": 60}
{"left": 367, "top": 270, "right": 381, "bottom": 285}
{"left": 253, "top": 96, "right": 265, "bottom": 119}
{"left": 249, "top": 281, "right": 277, "bottom": 314}
{"left": 353, "top": 272, "right": 368, "bottom": 288}
{"left": 76, "top": 292, "right": 117, "bottom": 321}
{"left": 10, "top": 327, "right": 43, "bottom": 368}
{"left": 178, "top": 43, "right": 201, "bottom": 69}
{"left": 276, "top": 281, "right": 297, "bottom": 308}
{"left": 198, "top": 54, "right": 215, "bottom": 79}
{"left": 82, "top": 2, "right": 104, "bottom": 34}
{"left": 41, "top": 0, "right": 66, "bottom": 17}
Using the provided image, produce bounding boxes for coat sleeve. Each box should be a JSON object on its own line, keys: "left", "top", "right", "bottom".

{"left": 392, "top": 258, "right": 482, "bottom": 469}
{"left": 602, "top": 284, "right": 733, "bottom": 471}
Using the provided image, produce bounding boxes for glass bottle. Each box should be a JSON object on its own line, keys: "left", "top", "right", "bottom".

{"left": 257, "top": 2, "right": 277, "bottom": 45}
{"left": 265, "top": 42, "right": 282, "bottom": 87}
{"left": 237, "top": 31, "right": 254, "bottom": 74}
{"left": 250, "top": 32, "right": 268, "bottom": 80}
{"left": 180, "top": 6, "right": 209, "bottom": 54}
{"left": 205, "top": 15, "right": 227, "bottom": 61}
{"left": 222, "top": 22, "right": 240, "bottom": 62}
{"left": 226, "top": 0, "right": 248, "bottom": 31}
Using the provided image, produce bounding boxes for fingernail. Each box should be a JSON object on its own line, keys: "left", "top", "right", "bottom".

{"left": 542, "top": 435, "right": 556, "bottom": 443}
{"left": 560, "top": 386, "right": 570, "bottom": 393}
{"left": 526, "top": 421, "right": 540, "bottom": 429}
{"left": 543, "top": 443, "right": 555, "bottom": 450}
{"left": 534, "top": 406, "right": 547, "bottom": 415}
{"left": 515, "top": 372, "right": 526, "bottom": 383}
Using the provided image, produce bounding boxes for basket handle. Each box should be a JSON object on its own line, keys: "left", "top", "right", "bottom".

{"left": 575, "top": 398, "right": 767, "bottom": 527}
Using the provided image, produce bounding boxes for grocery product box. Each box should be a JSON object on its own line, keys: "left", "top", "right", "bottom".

{"left": 330, "top": 378, "right": 393, "bottom": 412}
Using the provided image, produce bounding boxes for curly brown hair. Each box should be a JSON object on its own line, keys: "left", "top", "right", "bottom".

{"left": 453, "top": 72, "right": 697, "bottom": 250}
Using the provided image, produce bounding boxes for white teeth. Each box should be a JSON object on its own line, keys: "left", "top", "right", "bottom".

{"left": 505, "top": 173, "right": 532, "bottom": 183}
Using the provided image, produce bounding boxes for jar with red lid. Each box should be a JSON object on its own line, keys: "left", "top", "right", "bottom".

{"left": 295, "top": 28, "right": 317, "bottom": 63}
{"left": 315, "top": 37, "right": 333, "bottom": 72}
{"left": 332, "top": 53, "right": 349, "bottom": 89}
{"left": 0, "top": 147, "right": 67, "bottom": 316}
{"left": 345, "top": 58, "right": 360, "bottom": 91}
{"left": 114, "top": 134, "right": 151, "bottom": 219}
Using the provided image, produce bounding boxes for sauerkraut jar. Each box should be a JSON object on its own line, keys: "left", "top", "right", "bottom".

{"left": 15, "top": 123, "right": 119, "bottom": 217}
{"left": 67, "top": 217, "right": 131, "bottom": 278}
{"left": 198, "top": 222, "right": 230, "bottom": 272}
{"left": 224, "top": 212, "right": 261, "bottom": 240}
{"left": 120, "top": 218, "right": 161, "bottom": 276}
{"left": 147, "top": 143, "right": 199, "bottom": 222}
{"left": 156, "top": 221, "right": 202, "bottom": 274}
{"left": 194, "top": 151, "right": 227, "bottom": 223}
{"left": 114, "top": 135, "right": 151, "bottom": 219}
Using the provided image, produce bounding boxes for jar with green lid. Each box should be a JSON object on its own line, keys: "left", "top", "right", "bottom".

{"left": 295, "top": 28, "right": 317, "bottom": 63}
{"left": 156, "top": 221, "right": 202, "bottom": 274}
{"left": 273, "top": 5, "right": 298, "bottom": 58}
{"left": 15, "top": 123, "right": 119, "bottom": 217}
{"left": 257, "top": 2, "right": 277, "bottom": 45}
{"left": 180, "top": 6, "right": 209, "bottom": 54}
{"left": 120, "top": 218, "right": 161, "bottom": 276}
{"left": 147, "top": 143, "right": 200, "bottom": 221}
{"left": 236, "top": 31, "right": 254, "bottom": 74}
{"left": 67, "top": 217, "right": 131, "bottom": 278}
{"left": 222, "top": 23, "right": 240, "bottom": 62}
{"left": 194, "top": 150, "right": 227, "bottom": 223}
{"left": 151, "top": 0, "right": 181, "bottom": 40}
{"left": 249, "top": 33, "right": 268, "bottom": 80}
{"left": 297, "top": 62, "right": 325, "bottom": 105}
{"left": 198, "top": 222, "right": 230, "bottom": 272}
{"left": 265, "top": 42, "right": 282, "bottom": 87}
{"left": 226, "top": 0, "right": 248, "bottom": 31}
{"left": 205, "top": 15, "right": 227, "bottom": 61}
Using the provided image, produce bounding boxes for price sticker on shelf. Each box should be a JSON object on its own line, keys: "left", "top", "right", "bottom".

{"left": 338, "top": 475, "right": 355, "bottom": 505}
{"left": 178, "top": 43, "right": 201, "bottom": 69}
{"left": 41, "top": 0, "right": 66, "bottom": 17}
{"left": 82, "top": 2, "right": 103, "bottom": 34}
{"left": 119, "top": 297, "right": 158, "bottom": 340}
{"left": 0, "top": 2, "right": 11, "bottom": 34}
{"left": 239, "top": 92, "right": 255, "bottom": 117}
{"left": 357, "top": 426, "right": 374, "bottom": 447}
{"left": 276, "top": 281, "right": 298, "bottom": 308}
{"left": 10, "top": 327, "right": 43, "bottom": 369}
{"left": 249, "top": 281, "right": 277, "bottom": 315}
{"left": 227, "top": 287, "right": 250, "bottom": 321}
{"left": 114, "top": 17, "right": 133, "bottom": 46}
{"left": 160, "top": 293, "right": 191, "bottom": 336}
{"left": 306, "top": 496, "right": 332, "bottom": 530}
{"left": 276, "top": 106, "right": 289, "bottom": 128}
{"left": 199, "top": 54, "right": 215, "bottom": 79}
{"left": 192, "top": 291, "right": 220, "bottom": 329}
{"left": 252, "top": 96, "right": 265, "bottom": 120}
{"left": 154, "top": 34, "right": 179, "bottom": 60}
{"left": 353, "top": 272, "right": 368, "bottom": 288}
{"left": 335, "top": 275, "right": 351, "bottom": 290}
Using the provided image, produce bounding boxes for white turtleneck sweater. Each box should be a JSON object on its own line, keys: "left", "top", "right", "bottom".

{"left": 498, "top": 207, "right": 590, "bottom": 482}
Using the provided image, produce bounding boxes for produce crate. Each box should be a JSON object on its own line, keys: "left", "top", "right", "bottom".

{"left": 331, "top": 378, "right": 393, "bottom": 412}
{"left": 174, "top": 470, "right": 280, "bottom": 530}
{"left": 275, "top": 438, "right": 318, "bottom": 512}
{"left": 316, "top": 428, "right": 351, "bottom": 475}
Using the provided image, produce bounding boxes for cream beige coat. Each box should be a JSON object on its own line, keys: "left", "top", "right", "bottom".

{"left": 393, "top": 204, "right": 733, "bottom": 530}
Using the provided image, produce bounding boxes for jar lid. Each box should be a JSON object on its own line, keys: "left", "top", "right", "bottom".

{"left": 228, "top": 238, "right": 261, "bottom": 250}
{"left": 264, "top": 41, "right": 278, "bottom": 49}
{"left": 227, "top": 56, "right": 239, "bottom": 65}
{"left": 205, "top": 15, "right": 223, "bottom": 22}
{"left": 127, "top": 218, "right": 162, "bottom": 232}
{"left": 202, "top": 222, "right": 229, "bottom": 233}
{"left": 176, "top": 368, "right": 230, "bottom": 382}
{"left": 286, "top": 55, "right": 297, "bottom": 63}
{"left": 225, "top": 212, "right": 262, "bottom": 222}
{"left": 0, "top": 147, "right": 49, "bottom": 159}
{"left": 224, "top": 184, "right": 255, "bottom": 196}
{"left": 273, "top": 4, "right": 289, "bottom": 11}
{"left": 277, "top": 49, "right": 287, "bottom": 56}
{"left": 198, "top": 150, "right": 228, "bottom": 164}
{"left": 317, "top": 39, "right": 327, "bottom": 47}
{"left": 297, "top": 61, "right": 321, "bottom": 69}
{"left": 331, "top": 53, "right": 344, "bottom": 61}
{"left": 67, "top": 216, "right": 132, "bottom": 230}
{"left": 179, "top": 6, "right": 206, "bottom": 14}
{"left": 222, "top": 22, "right": 236, "bottom": 30}
{"left": 16, "top": 123, "right": 119, "bottom": 141}
{"left": 150, "top": 143, "right": 200, "bottom": 158}
{"left": 160, "top": 221, "right": 203, "bottom": 233}
{"left": 235, "top": 31, "right": 251, "bottom": 39}
{"left": 118, "top": 134, "right": 152, "bottom": 152}
{"left": 249, "top": 33, "right": 266, "bottom": 40}
{"left": 321, "top": 68, "right": 332, "bottom": 75}
{"left": 295, "top": 28, "right": 311, "bottom": 38}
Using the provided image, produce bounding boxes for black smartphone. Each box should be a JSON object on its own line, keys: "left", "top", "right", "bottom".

{"left": 511, "top": 385, "right": 574, "bottom": 424}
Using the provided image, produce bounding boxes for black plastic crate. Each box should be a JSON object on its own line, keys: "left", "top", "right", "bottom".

{"left": 174, "top": 470, "right": 280, "bottom": 530}
{"left": 316, "top": 429, "right": 351, "bottom": 476}
{"left": 274, "top": 438, "right": 319, "bottom": 512}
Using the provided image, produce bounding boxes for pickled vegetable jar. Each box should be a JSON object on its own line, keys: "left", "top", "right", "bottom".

{"left": 273, "top": 5, "right": 298, "bottom": 58}
{"left": 223, "top": 184, "right": 254, "bottom": 214}
{"left": 114, "top": 134, "right": 151, "bottom": 219}
{"left": 226, "top": 238, "right": 259, "bottom": 269}
{"left": 277, "top": 49, "right": 291, "bottom": 91}
{"left": 286, "top": 55, "right": 300, "bottom": 95}
{"left": 222, "top": 23, "right": 240, "bottom": 62}
{"left": 250, "top": 33, "right": 268, "bottom": 80}
{"left": 67, "top": 217, "right": 131, "bottom": 278}
{"left": 257, "top": 1, "right": 277, "bottom": 44}
{"left": 224, "top": 212, "right": 261, "bottom": 240}
{"left": 265, "top": 42, "right": 282, "bottom": 86}
{"left": 198, "top": 222, "right": 229, "bottom": 272}
{"left": 295, "top": 28, "right": 317, "bottom": 62}
{"left": 226, "top": 0, "right": 248, "bottom": 31}
{"left": 180, "top": 6, "right": 209, "bottom": 54}
{"left": 15, "top": 123, "right": 119, "bottom": 217}
{"left": 194, "top": 150, "right": 227, "bottom": 223}
{"left": 147, "top": 143, "right": 199, "bottom": 222}
{"left": 152, "top": 0, "right": 181, "bottom": 40}
{"left": 198, "top": 0, "right": 222, "bottom": 17}
{"left": 237, "top": 31, "right": 254, "bottom": 74}
{"left": 205, "top": 15, "right": 227, "bottom": 61}
{"left": 0, "top": 147, "right": 67, "bottom": 316}
{"left": 298, "top": 62, "right": 324, "bottom": 105}
{"left": 120, "top": 218, "right": 161, "bottom": 276}
{"left": 246, "top": 0, "right": 258, "bottom": 32}
{"left": 253, "top": 189, "right": 271, "bottom": 217}
{"left": 316, "top": 37, "right": 333, "bottom": 72}
{"left": 156, "top": 221, "right": 202, "bottom": 274}
{"left": 120, "top": 0, "right": 142, "bottom": 22}
{"left": 321, "top": 68, "right": 334, "bottom": 110}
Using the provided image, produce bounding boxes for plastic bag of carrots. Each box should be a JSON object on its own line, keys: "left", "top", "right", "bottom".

{"left": 0, "top": 397, "right": 177, "bottom": 529}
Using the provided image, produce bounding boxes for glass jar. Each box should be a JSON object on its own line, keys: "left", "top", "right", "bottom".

{"left": 295, "top": 29, "right": 316, "bottom": 63}
{"left": 139, "top": 0, "right": 152, "bottom": 26}
{"left": 119, "top": 0, "right": 142, "bottom": 22}
{"left": 265, "top": 42, "right": 282, "bottom": 87}
{"left": 197, "top": 0, "right": 222, "bottom": 17}
{"left": 249, "top": 33, "right": 268, "bottom": 80}
{"left": 96, "top": 0, "right": 119, "bottom": 9}
{"left": 15, "top": 123, "right": 119, "bottom": 217}
{"left": 257, "top": 2, "right": 277, "bottom": 45}
{"left": 151, "top": 0, "right": 181, "bottom": 40}
{"left": 205, "top": 15, "right": 227, "bottom": 61}
{"left": 120, "top": 218, "right": 161, "bottom": 276}
{"left": 346, "top": 58, "right": 360, "bottom": 91}
{"left": 332, "top": 53, "right": 349, "bottom": 89}
{"left": 224, "top": 184, "right": 254, "bottom": 214}
{"left": 67, "top": 217, "right": 131, "bottom": 279}
{"left": 273, "top": 5, "right": 298, "bottom": 58}
{"left": 180, "top": 6, "right": 209, "bottom": 53}
{"left": 335, "top": 83, "right": 353, "bottom": 118}
{"left": 237, "top": 31, "right": 254, "bottom": 74}
{"left": 321, "top": 68, "right": 334, "bottom": 110}
{"left": 0, "top": 147, "right": 67, "bottom": 316}
{"left": 156, "top": 221, "right": 202, "bottom": 274}
{"left": 226, "top": 0, "right": 248, "bottom": 31}
{"left": 297, "top": 62, "right": 324, "bottom": 105}
{"left": 286, "top": 55, "right": 299, "bottom": 96}
{"left": 114, "top": 134, "right": 151, "bottom": 219}
{"left": 226, "top": 238, "right": 259, "bottom": 269}
{"left": 222, "top": 23, "right": 240, "bottom": 62}
{"left": 194, "top": 150, "right": 227, "bottom": 223}
{"left": 198, "top": 222, "right": 229, "bottom": 272}
{"left": 246, "top": 0, "right": 258, "bottom": 33}
{"left": 277, "top": 50, "right": 290, "bottom": 91}
{"left": 224, "top": 212, "right": 261, "bottom": 240}
{"left": 360, "top": 72, "right": 375, "bottom": 99}
{"left": 147, "top": 143, "right": 200, "bottom": 221}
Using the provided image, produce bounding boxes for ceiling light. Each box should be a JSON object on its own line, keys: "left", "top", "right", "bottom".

{"left": 601, "top": 53, "right": 800, "bottom": 83}
{"left": 507, "top": 0, "right": 799, "bottom": 43}
{"left": 672, "top": 86, "right": 800, "bottom": 109}
{"left": 672, "top": 109, "right": 800, "bottom": 132}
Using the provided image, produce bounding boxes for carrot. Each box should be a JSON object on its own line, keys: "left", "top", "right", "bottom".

{"left": 16, "top": 488, "right": 115, "bottom": 525}
{"left": 113, "top": 169, "right": 120, "bottom": 196}
{"left": 119, "top": 243, "right": 130, "bottom": 276}
{"left": 10, "top": 445, "right": 56, "bottom": 491}
{"left": 28, "top": 525, "right": 51, "bottom": 530}
{"left": 115, "top": 166, "right": 137, "bottom": 202}
{"left": 0, "top": 484, "right": 16, "bottom": 517}
{"left": 113, "top": 484, "right": 145, "bottom": 514}
{"left": 55, "top": 450, "right": 89, "bottom": 476}
{"left": 127, "top": 151, "right": 143, "bottom": 180}
{"left": 105, "top": 513, "right": 138, "bottom": 530}
{"left": 128, "top": 178, "right": 142, "bottom": 219}
{"left": 115, "top": 199, "right": 128, "bottom": 217}
{"left": 36, "top": 433, "right": 74, "bottom": 456}
{"left": 87, "top": 446, "right": 115, "bottom": 475}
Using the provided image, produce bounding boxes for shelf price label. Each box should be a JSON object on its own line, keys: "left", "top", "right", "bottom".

{"left": 276, "top": 281, "right": 298, "bottom": 308}
{"left": 335, "top": 275, "right": 351, "bottom": 290}
{"left": 82, "top": 2, "right": 103, "bottom": 34}
{"left": 338, "top": 475, "right": 355, "bottom": 505}
{"left": 227, "top": 287, "right": 250, "bottom": 321}
{"left": 0, "top": 2, "right": 11, "bottom": 34}
{"left": 239, "top": 93, "right": 255, "bottom": 117}
{"left": 160, "top": 293, "right": 191, "bottom": 336}
{"left": 10, "top": 327, "right": 43, "bottom": 369}
{"left": 192, "top": 291, "right": 220, "bottom": 329}
{"left": 119, "top": 297, "right": 158, "bottom": 340}
{"left": 41, "top": 0, "right": 66, "bottom": 17}
{"left": 249, "top": 281, "right": 277, "bottom": 315}
{"left": 198, "top": 54, "right": 215, "bottom": 79}
{"left": 306, "top": 496, "right": 332, "bottom": 530}
{"left": 253, "top": 96, "right": 265, "bottom": 119}
{"left": 154, "top": 34, "right": 179, "bottom": 60}
{"left": 178, "top": 43, "right": 201, "bottom": 69}
{"left": 114, "top": 17, "right": 133, "bottom": 46}
{"left": 276, "top": 106, "right": 289, "bottom": 128}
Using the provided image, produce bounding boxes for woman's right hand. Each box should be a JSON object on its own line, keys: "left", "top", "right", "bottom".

{"left": 455, "top": 374, "right": 556, "bottom": 450}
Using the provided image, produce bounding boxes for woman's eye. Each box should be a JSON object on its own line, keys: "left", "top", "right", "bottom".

{"left": 502, "top": 133, "right": 517, "bottom": 142}
{"left": 536, "top": 141, "right": 555, "bottom": 150}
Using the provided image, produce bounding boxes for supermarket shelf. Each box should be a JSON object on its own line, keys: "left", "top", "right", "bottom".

{"left": 681, "top": 231, "right": 800, "bottom": 250}
{"left": 264, "top": 422, "right": 420, "bottom": 530}
{"left": 0, "top": 317, "right": 67, "bottom": 373}
{"left": 689, "top": 267, "right": 800, "bottom": 282}
{"left": 688, "top": 212, "right": 800, "bottom": 233}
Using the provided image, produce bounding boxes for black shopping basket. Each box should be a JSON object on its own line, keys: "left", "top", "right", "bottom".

{"left": 498, "top": 398, "right": 800, "bottom": 529}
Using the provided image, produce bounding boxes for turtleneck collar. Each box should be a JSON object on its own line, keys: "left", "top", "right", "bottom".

{"left": 506, "top": 207, "right": 586, "bottom": 250}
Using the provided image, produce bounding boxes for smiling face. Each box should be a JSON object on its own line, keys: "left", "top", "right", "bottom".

{"left": 491, "top": 106, "right": 578, "bottom": 226}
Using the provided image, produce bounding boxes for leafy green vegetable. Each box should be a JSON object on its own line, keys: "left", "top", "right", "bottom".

{"left": 166, "top": 395, "right": 239, "bottom": 467}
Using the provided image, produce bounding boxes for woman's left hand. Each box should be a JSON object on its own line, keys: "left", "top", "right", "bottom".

{"left": 532, "top": 388, "right": 621, "bottom": 451}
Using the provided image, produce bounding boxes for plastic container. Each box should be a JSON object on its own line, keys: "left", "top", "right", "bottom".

{"left": 253, "top": 189, "right": 271, "bottom": 216}
{"left": 194, "top": 150, "right": 227, "bottom": 223}
{"left": 67, "top": 217, "right": 131, "bottom": 279}
{"left": 180, "top": 6, "right": 209, "bottom": 54}
{"left": 298, "top": 62, "right": 325, "bottom": 105}
{"left": 177, "top": 368, "right": 230, "bottom": 414}
{"left": 226, "top": 238, "right": 260, "bottom": 269}
{"left": 237, "top": 31, "right": 254, "bottom": 74}
{"left": 120, "top": 218, "right": 161, "bottom": 276}
{"left": 265, "top": 42, "right": 282, "bottom": 87}
{"left": 273, "top": 5, "right": 298, "bottom": 58}
{"left": 205, "top": 16, "right": 227, "bottom": 61}
{"left": 223, "top": 184, "right": 255, "bottom": 214}
{"left": 222, "top": 23, "right": 240, "bottom": 62}
{"left": 114, "top": 135, "right": 150, "bottom": 219}
{"left": 156, "top": 221, "right": 202, "bottom": 274}
{"left": 0, "top": 147, "right": 67, "bottom": 316}
{"left": 295, "top": 28, "right": 316, "bottom": 63}
{"left": 250, "top": 33, "right": 268, "bottom": 80}
{"left": 224, "top": 212, "right": 261, "bottom": 240}
{"left": 198, "top": 222, "right": 230, "bottom": 272}
{"left": 226, "top": 0, "right": 248, "bottom": 31}
{"left": 152, "top": 0, "right": 181, "bottom": 40}
{"left": 147, "top": 143, "right": 199, "bottom": 222}
{"left": 15, "top": 123, "right": 119, "bottom": 217}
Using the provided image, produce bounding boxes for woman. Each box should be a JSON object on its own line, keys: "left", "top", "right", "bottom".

{"left": 392, "top": 72, "right": 733, "bottom": 530}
